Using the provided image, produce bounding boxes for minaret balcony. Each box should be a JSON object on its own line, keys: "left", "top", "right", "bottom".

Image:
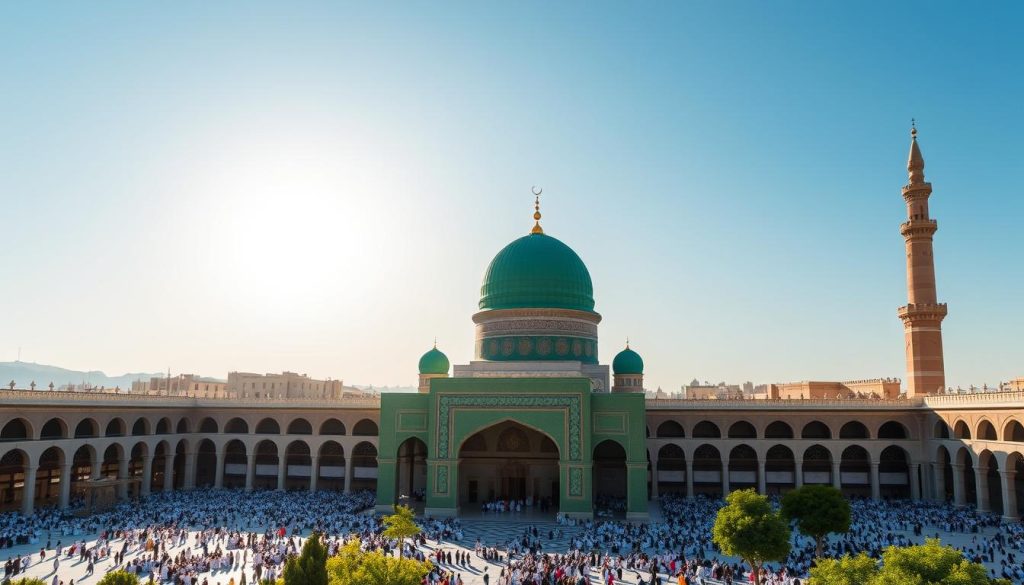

{"left": 897, "top": 302, "right": 948, "bottom": 322}
{"left": 902, "top": 181, "right": 932, "bottom": 199}
{"left": 900, "top": 219, "right": 938, "bottom": 238}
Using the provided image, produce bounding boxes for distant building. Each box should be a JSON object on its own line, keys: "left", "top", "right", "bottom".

{"left": 132, "top": 374, "right": 226, "bottom": 398}
{"left": 769, "top": 378, "right": 901, "bottom": 400}
{"left": 227, "top": 371, "right": 360, "bottom": 399}
{"left": 682, "top": 379, "right": 745, "bottom": 400}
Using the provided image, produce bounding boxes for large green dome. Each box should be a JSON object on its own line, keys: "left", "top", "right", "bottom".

{"left": 418, "top": 347, "right": 450, "bottom": 375}
{"left": 479, "top": 232, "right": 595, "bottom": 312}
{"left": 613, "top": 346, "right": 644, "bottom": 374}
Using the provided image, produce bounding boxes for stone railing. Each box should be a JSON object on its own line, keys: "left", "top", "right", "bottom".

{"left": 644, "top": 397, "right": 924, "bottom": 410}
{"left": 925, "top": 391, "right": 1024, "bottom": 409}
{"left": 0, "top": 389, "right": 380, "bottom": 409}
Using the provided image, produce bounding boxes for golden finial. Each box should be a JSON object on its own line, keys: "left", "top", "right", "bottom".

{"left": 531, "top": 186, "right": 544, "bottom": 234}
{"left": 626, "top": 337, "right": 630, "bottom": 349}
{"left": 433, "top": 337, "right": 437, "bottom": 349}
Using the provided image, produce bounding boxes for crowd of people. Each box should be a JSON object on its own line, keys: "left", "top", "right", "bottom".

{"left": 2, "top": 489, "right": 1024, "bottom": 585}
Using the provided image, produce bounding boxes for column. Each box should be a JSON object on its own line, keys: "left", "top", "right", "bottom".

{"left": 245, "top": 457, "right": 255, "bottom": 491}
{"left": 59, "top": 463, "right": 73, "bottom": 509}
{"left": 795, "top": 460, "right": 803, "bottom": 488}
{"left": 184, "top": 451, "right": 196, "bottom": 489}
{"left": 721, "top": 459, "right": 730, "bottom": 496}
{"left": 649, "top": 454, "right": 659, "bottom": 500}
{"left": 309, "top": 455, "right": 319, "bottom": 493}
{"left": 757, "top": 459, "right": 767, "bottom": 495}
{"left": 932, "top": 462, "right": 946, "bottom": 501}
{"left": 21, "top": 465, "right": 37, "bottom": 515}
{"left": 832, "top": 460, "right": 842, "bottom": 490}
{"left": 117, "top": 458, "right": 129, "bottom": 499}
{"left": 1001, "top": 470, "right": 1019, "bottom": 521}
{"left": 90, "top": 460, "right": 102, "bottom": 481}
{"left": 277, "top": 457, "right": 286, "bottom": 491}
{"left": 685, "top": 458, "right": 694, "bottom": 499}
{"left": 951, "top": 464, "right": 965, "bottom": 506}
{"left": 344, "top": 457, "right": 354, "bottom": 494}
{"left": 870, "top": 462, "right": 881, "bottom": 500}
{"left": 909, "top": 463, "right": 921, "bottom": 500}
{"left": 976, "top": 466, "right": 990, "bottom": 512}
{"left": 141, "top": 456, "right": 153, "bottom": 496}
{"left": 214, "top": 451, "right": 225, "bottom": 488}
{"left": 162, "top": 455, "right": 174, "bottom": 491}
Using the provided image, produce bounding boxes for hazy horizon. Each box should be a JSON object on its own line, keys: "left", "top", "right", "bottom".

{"left": 2, "top": 2, "right": 1022, "bottom": 392}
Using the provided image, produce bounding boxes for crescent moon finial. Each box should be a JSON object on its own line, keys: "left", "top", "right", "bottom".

{"left": 531, "top": 186, "right": 543, "bottom": 197}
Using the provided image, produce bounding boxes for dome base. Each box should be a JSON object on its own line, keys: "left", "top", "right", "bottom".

{"left": 472, "top": 308, "right": 601, "bottom": 365}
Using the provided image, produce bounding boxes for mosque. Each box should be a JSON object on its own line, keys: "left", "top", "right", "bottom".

{"left": 378, "top": 196, "right": 649, "bottom": 519}
{"left": 2, "top": 128, "right": 1024, "bottom": 522}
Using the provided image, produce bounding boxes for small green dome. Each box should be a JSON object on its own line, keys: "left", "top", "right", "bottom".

{"left": 418, "top": 347, "right": 450, "bottom": 375}
{"left": 479, "top": 233, "right": 595, "bottom": 312}
{"left": 613, "top": 346, "right": 644, "bottom": 374}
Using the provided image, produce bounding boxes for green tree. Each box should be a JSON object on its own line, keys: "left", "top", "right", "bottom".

{"left": 326, "top": 539, "right": 432, "bottom": 585}
{"left": 809, "top": 539, "right": 1011, "bottom": 585}
{"left": 95, "top": 571, "right": 140, "bottom": 585}
{"left": 284, "top": 532, "right": 329, "bottom": 585}
{"left": 382, "top": 504, "right": 421, "bottom": 559}
{"left": 780, "top": 485, "right": 851, "bottom": 557}
{"left": 9, "top": 578, "right": 50, "bottom": 585}
{"left": 712, "top": 489, "right": 791, "bottom": 585}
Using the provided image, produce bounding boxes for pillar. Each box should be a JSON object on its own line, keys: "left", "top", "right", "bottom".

{"left": 626, "top": 461, "right": 650, "bottom": 520}
{"left": 245, "top": 457, "right": 255, "bottom": 491}
{"left": 721, "top": 458, "right": 730, "bottom": 496}
{"left": 90, "top": 460, "right": 102, "bottom": 481}
{"left": 951, "top": 463, "right": 965, "bottom": 506}
{"left": 117, "top": 458, "right": 129, "bottom": 499}
{"left": 344, "top": 457, "right": 353, "bottom": 493}
{"left": 795, "top": 460, "right": 803, "bottom": 488}
{"left": 21, "top": 465, "right": 36, "bottom": 515}
{"left": 141, "top": 456, "right": 153, "bottom": 496}
{"left": 649, "top": 454, "right": 659, "bottom": 500}
{"left": 214, "top": 451, "right": 225, "bottom": 488}
{"left": 757, "top": 459, "right": 766, "bottom": 495}
{"left": 870, "top": 462, "right": 880, "bottom": 500}
{"left": 59, "top": 463, "right": 73, "bottom": 509}
{"left": 976, "top": 466, "right": 990, "bottom": 512}
{"left": 162, "top": 454, "right": 174, "bottom": 491}
{"left": 832, "top": 460, "right": 841, "bottom": 490}
{"left": 1001, "top": 470, "right": 1019, "bottom": 521}
{"left": 184, "top": 451, "right": 196, "bottom": 489}
{"left": 909, "top": 463, "right": 921, "bottom": 500}
{"left": 277, "top": 457, "right": 286, "bottom": 491}
{"left": 932, "top": 462, "right": 945, "bottom": 502}
{"left": 309, "top": 455, "right": 319, "bottom": 493}
{"left": 685, "top": 458, "right": 694, "bottom": 499}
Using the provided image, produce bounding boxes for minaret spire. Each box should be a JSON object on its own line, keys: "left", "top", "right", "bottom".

{"left": 531, "top": 186, "right": 544, "bottom": 234}
{"left": 897, "top": 123, "right": 947, "bottom": 396}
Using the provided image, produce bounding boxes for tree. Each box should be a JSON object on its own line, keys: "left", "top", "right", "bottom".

{"left": 326, "top": 539, "right": 431, "bottom": 585}
{"left": 809, "top": 539, "right": 1012, "bottom": 585}
{"left": 382, "top": 504, "right": 421, "bottom": 559}
{"left": 780, "top": 485, "right": 851, "bottom": 557}
{"left": 712, "top": 489, "right": 791, "bottom": 585}
{"left": 9, "top": 578, "right": 49, "bottom": 585}
{"left": 284, "top": 532, "right": 328, "bottom": 585}
{"left": 95, "top": 571, "right": 140, "bottom": 585}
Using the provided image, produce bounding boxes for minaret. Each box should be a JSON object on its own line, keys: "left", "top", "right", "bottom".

{"left": 897, "top": 123, "right": 947, "bottom": 396}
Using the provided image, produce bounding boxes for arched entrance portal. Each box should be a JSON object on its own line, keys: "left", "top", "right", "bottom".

{"left": 457, "top": 421, "right": 559, "bottom": 512}
{"left": 593, "top": 440, "right": 627, "bottom": 517}
{"left": 395, "top": 437, "right": 427, "bottom": 506}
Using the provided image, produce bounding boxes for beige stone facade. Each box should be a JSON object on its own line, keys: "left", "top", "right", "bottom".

{"left": 227, "top": 371, "right": 358, "bottom": 400}
{"left": 131, "top": 374, "right": 227, "bottom": 398}
{"left": 770, "top": 378, "right": 901, "bottom": 400}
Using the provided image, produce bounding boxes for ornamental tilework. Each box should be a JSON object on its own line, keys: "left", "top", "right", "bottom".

{"left": 569, "top": 468, "right": 583, "bottom": 496}
{"left": 436, "top": 394, "right": 583, "bottom": 460}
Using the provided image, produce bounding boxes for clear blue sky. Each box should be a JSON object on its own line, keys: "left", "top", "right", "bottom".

{"left": 1, "top": 2, "right": 1021, "bottom": 391}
